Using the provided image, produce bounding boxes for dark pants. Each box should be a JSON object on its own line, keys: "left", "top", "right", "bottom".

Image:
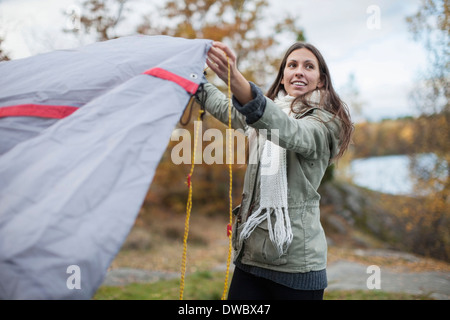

{"left": 227, "top": 267, "right": 324, "bottom": 300}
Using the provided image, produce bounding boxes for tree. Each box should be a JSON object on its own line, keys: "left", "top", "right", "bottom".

{"left": 340, "top": 73, "right": 364, "bottom": 122}
{"left": 406, "top": 0, "right": 449, "bottom": 115}
{"left": 0, "top": 17, "right": 10, "bottom": 61}
{"left": 136, "top": 0, "right": 304, "bottom": 86}
{"left": 66, "top": 0, "right": 303, "bottom": 86}
{"left": 0, "top": 36, "right": 10, "bottom": 61}
{"left": 64, "top": 0, "right": 129, "bottom": 41}
{"left": 402, "top": 0, "right": 450, "bottom": 260}
{"left": 406, "top": 0, "right": 449, "bottom": 184}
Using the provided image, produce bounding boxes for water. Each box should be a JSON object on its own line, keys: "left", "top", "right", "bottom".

{"left": 345, "top": 153, "right": 448, "bottom": 195}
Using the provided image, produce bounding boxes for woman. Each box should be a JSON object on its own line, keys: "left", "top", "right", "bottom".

{"left": 197, "top": 41, "right": 353, "bottom": 300}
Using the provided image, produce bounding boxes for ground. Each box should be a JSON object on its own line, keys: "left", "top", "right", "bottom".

{"left": 103, "top": 209, "right": 450, "bottom": 299}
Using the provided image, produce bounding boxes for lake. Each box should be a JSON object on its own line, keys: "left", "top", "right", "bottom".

{"left": 343, "top": 153, "right": 447, "bottom": 196}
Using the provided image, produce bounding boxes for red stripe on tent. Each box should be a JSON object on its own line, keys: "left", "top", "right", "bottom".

{"left": 0, "top": 104, "right": 78, "bottom": 119}
{"left": 143, "top": 67, "right": 199, "bottom": 95}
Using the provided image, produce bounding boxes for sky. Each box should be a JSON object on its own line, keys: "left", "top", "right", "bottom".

{"left": 0, "top": 0, "right": 429, "bottom": 122}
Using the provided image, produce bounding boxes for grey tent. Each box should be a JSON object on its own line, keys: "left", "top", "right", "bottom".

{"left": 0, "top": 35, "right": 211, "bottom": 299}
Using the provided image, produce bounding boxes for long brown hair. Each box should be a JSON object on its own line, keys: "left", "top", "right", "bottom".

{"left": 267, "top": 42, "right": 353, "bottom": 160}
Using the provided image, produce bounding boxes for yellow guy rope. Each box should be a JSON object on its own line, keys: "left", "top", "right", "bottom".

{"left": 179, "top": 106, "right": 204, "bottom": 300}
{"left": 221, "top": 55, "right": 233, "bottom": 300}
{"left": 179, "top": 56, "right": 233, "bottom": 300}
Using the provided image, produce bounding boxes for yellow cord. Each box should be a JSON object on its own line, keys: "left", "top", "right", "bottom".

{"left": 179, "top": 106, "right": 204, "bottom": 300}
{"left": 221, "top": 55, "right": 233, "bottom": 300}
{"left": 180, "top": 56, "right": 234, "bottom": 300}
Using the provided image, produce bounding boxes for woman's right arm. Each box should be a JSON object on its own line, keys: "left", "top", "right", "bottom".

{"left": 195, "top": 82, "right": 248, "bottom": 131}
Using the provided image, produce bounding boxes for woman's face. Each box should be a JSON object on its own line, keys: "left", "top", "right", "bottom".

{"left": 281, "top": 48, "right": 323, "bottom": 97}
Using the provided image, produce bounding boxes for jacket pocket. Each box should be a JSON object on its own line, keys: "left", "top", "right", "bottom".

{"left": 244, "top": 219, "right": 287, "bottom": 266}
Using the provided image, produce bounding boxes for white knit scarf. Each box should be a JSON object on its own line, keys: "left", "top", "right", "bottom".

{"left": 239, "top": 90, "right": 322, "bottom": 256}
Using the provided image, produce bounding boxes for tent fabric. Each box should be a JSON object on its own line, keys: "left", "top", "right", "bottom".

{"left": 0, "top": 35, "right": 209, "bottom": 156}
{"left": 0, "top": 35, "right": 212, "bottom": 299}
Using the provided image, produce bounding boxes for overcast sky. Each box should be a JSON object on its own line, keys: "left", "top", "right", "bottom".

{"left": 0, "top": 0, "right": 428, "bottom": 122}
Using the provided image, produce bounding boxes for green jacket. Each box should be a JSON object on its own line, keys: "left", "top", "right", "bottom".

{"left": 196, "top": 82, "right": 342, "bottom": 273}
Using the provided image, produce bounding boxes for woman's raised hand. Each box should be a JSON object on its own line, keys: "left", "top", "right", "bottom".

{"left": 206, "top": 41, "right": 252, "bottom": 105}
{"left": 206, "top": 42, "right": 238, "bottom": 84}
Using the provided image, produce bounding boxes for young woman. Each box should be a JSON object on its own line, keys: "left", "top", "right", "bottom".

{"left": 196, "top": 41, "right": 353, "bottom": 300}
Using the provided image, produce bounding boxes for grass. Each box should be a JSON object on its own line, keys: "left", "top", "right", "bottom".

{"left": 96, "top": 206, "right": 447, "bottom": 301}
{"left": 94, "top": 271, "right": 226, "bottom": 300}
{"left": 324, "top": 289, "right": 433, "bottom": 300}
{"left": 93, "top": 271, "right": 433, "bottom": 300}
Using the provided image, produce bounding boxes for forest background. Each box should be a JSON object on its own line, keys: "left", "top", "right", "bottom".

{"left": 0, "top": 0, "right": 448, "bottom": 268}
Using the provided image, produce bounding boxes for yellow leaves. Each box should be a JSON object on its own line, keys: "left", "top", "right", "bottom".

{"left": 351, "top": 113, "right": 450, "bottom": 158}
{"left": 176, "top": 22, "right": 197, "bottom": 39}
{"left": 202, "top": 24, "right": 235, "bottom": 41}
{"left": 405, "top": 222, "right": 414, "bottom": 232}
{"left": 150, "top": 0, "right": 302, "bottom": 86}
{"left": 378, "top": 186, "right": 449, "bottom": 260}
{"left": 399, "top": 126, "right": 414, "bottom": 144}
